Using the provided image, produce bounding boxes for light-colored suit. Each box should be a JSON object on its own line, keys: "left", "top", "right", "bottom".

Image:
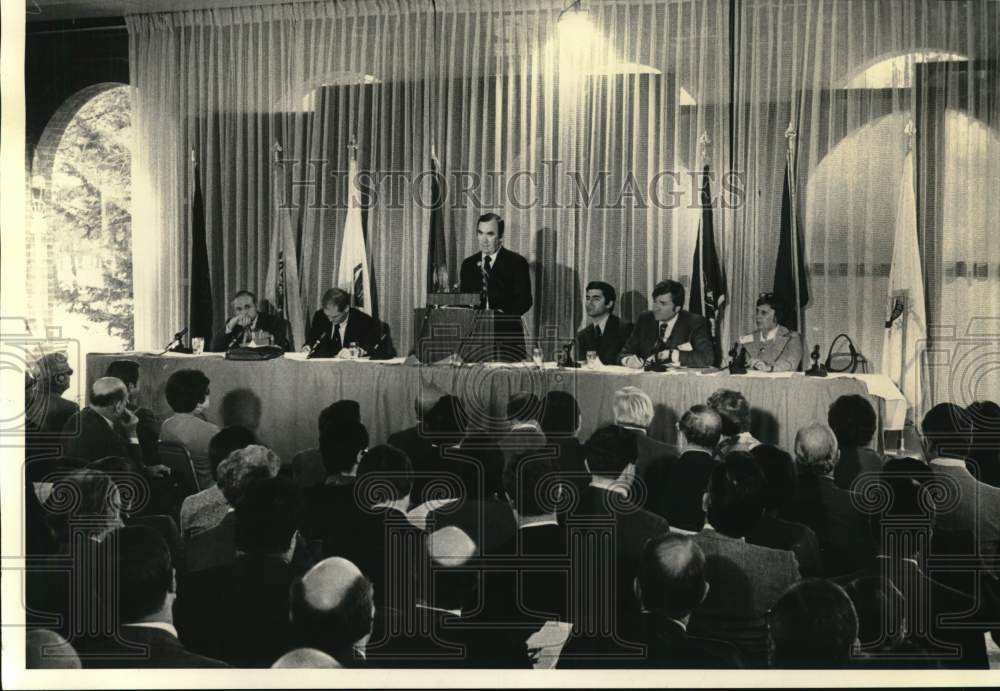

{"left": 738, "top": 325, "right": 803, "bottom": 372}
{"left": 160, "top": 412, "right": 220, "bottom": 490}
{"left": 930, "top": 457, "right": 1000, "bottom": 576}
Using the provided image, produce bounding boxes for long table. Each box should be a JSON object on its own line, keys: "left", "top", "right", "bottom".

{"left": 87, "top": 352, "right": 906, "bottom": 465}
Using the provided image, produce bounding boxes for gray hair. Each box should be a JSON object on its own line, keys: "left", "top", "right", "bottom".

{"left": 216, "top": 444, "right": 282, "bottom": 505}
{"left": 793, "top": 424, "right": 840, "bottom": 476}
{"left": 613, "top": 386, "right": 654, "bottom": 429}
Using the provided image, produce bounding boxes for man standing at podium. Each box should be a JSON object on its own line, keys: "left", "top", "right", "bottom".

{"left": 459, "top": 213, "right": 532, "bottom": 361}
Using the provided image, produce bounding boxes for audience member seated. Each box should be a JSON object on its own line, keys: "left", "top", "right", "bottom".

{"left": 288, "top": 558, "right": 375, "bottom": 667}
{"left": 923, "top": 402, "right": 1000, "bottom": 575}
{"left": 177, "top": 477, "right": 307, "bottom": 667}
{"left": 73, "top": 526, "right": 228, "bottom": 668}
{"left": 506, "top": 391, "right": 544, "bottom": 432}
{"left": 291, "top": 399, "right": 362, "bottom": 490}
{"left": 828, "top": 395, "right": 882, "bottom": 490}
{"left": 220, "top": 388, "right": 263, "bottom": 436}
{"left": 966, "top": 399, "right": 1000, "bottom": 488}
{"left": 767, "top": 579, "right": 858, "bottom": 668}
{"left": 28, "top": 351, "right": 79, "bottom": 433}
{"left": 179, "top": 425, "right": 257, "bottom": 538}
{"left": 653, "top": 405, "right": 721, "bottom": 530}
{"left": 386, "top": 386, "right": 444, "bottom": 482}
{"left": 105, "top": 359, "right": 160, "bottom": 465}
{"left": 26, "top": 629, "right": 81, "bottom": 669}
{"left": 612, "top": 386, "right": 676, "bottom": 487}
{"left": 844, "top": 576, "right": 938, "bottom": 668}
{"left": 539, "top": 391, "right": 587, "bottom": 502}
{"left": 184, "top": 444, "right": 282, "bottom": 573}
{"left": 707, "top": 389, "right": 760, "bottom": 451}
{"left": 60, "top": 377, "right": 144, "bottom": 465}
{"left": 272, "top": 648, "right": 342, "bottom": 668}
{"left": 368, "top": 526, "right": 531, "bottom": 668}
{"left": 782, "top": 423, "right": 875, "bottom": 576}
{"left": 688, "top": 451, "right": 799, "bottom": 666}
{"left": 559, "top": 534, "right": 742, "bottom": 668}
{"left": 748, "top": 445, "right": 822, "bottom": 577}
{"left": 160, "top": 369, "right": 220, "bottom": 490}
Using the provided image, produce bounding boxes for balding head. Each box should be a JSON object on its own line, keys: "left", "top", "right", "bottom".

{"left": 427, "top": 525, "right": 478, "bottom": 567}
{"left": 272, "top": 647, "right": 342, "bottom": 668}
{"left": 26, "top": 629, "right": 81, "bottom": 669}
{"left": 90, "top": 377, "right": 128, "bottom": 410}
{"left": 794, "top": 423, "right": 840, "bottom": 476}
{"left": 679, "top": 404, "right": 723, "bottom": 451}
{"left": 425, "top": 526, "right": 479, "bottom": 611}
{"left": 637, "top": 535, "right": 708, "bottom": 620}
{"left": 290, "top": 557, "right": 374, "bottom": 660}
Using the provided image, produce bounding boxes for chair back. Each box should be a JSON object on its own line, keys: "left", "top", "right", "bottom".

{"left": 158, "top": 441, "right": 200, "bottom": 497}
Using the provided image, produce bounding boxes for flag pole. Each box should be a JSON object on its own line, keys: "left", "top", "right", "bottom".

{"left": 698, "top": 131, "right": 711, "bottom": 334}
{"left": 188, "top": 148, "right": 196, "bottom": 335}
{"left": 784, "top": 121, "right": 800, "bottom": 333}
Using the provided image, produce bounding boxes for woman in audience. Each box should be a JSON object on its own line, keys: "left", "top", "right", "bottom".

{"left": 160, "top": 368, "right": 219, "bottom": 490}
{"left": 179, "top": 425, "right": 257, "bottom": 538}
{"left": 828, "top": 394, "right": 882, "bottom": 490}
{"left": 738, "top": 293, "right": 802, "bottom": 372}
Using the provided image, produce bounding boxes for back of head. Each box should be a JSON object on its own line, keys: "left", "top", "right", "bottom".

{"left": 793, "top": 423, "right": 839, "bottom": 476}
{"left": 679, "top": 404, "right": 723, "bottom": 449}
{"left": 500, "top": 431, "right": 558, "bottom": 516}
{"left": 425, "top": 526, "right": 479, "bottom": 611}
{"left": 234, "top": 476, "right": 302, "bottom": 554}
{"left": 613, "top": 386, "right": 654, "bottom": 429}
{"left": 90, "top": 377, "right": 128, "bottom": 409}
{"left": 637, "top": 534, "right": 707, "bottom": 619}
{"left": 108, "top": 525, "right": 173, "bottom": 624}
{"left": 506, "top": 391, "right": 542, "bottom": 425}
{"left": 414, "top": 384, "right": 445, "bottom": 421}
{"left": 317, "top": 399, "right": 361, "bottom": 433}
{"left": 584, "top": 424, "right": 638, "bottom": 479}
{"left": 707, "top": 389, "right": 751, "bottom": 436}
{"left": 422, "top": 395, "right": 465, "bottom": 444}
{"left": 844, "top": 576, "right": 905, "bottom": 650}
{"left": 272, "top": 648, "right": 342, "bottom": 668}
{"left": 827, "top": 394, "right": 877, "bottom": 449}
{"left": 705, "top": 451, "right": 765, "bottom": 538}
{"left": 221, "top": 388, "right": 263, "bottom": 431}
{"left": 164, "top": 369, "right": 210, "bottom": 414}
{"left": 290, "top": 557, "right": 374, "bottom": 657}
{"left": 105, "top": 360, "right": 140, "bottom": 389}
{"left": 769, "top": 579, "right": 858, "bottom": 668}
{"left": 46, "top": 468, "right": 121, "bottom": 542}
{"left": 540, "top": 391, "right": 581, "bottom": 437}
{"left": 87, "top": 455, "right": 143, "bottom": 513}
{"left": 921, "top": 402, "right": 972, "bottom": 458}
{"left": 357, "top": 444, "right": 414, "bottom": 506}
{"left": 26, "top": 629, "right": 81, "bottom": 669}
{"left": 216, "top": 444, "right": 282, "bottom": 505}
{"left": 319, "top": 420, "right": 369, "bottom": 475}
{"left": 967, "top": 400, "right": 1000, "bottom": 484}
{"left": 751, "top": 444, "right": 797, "bottom": 513}
{"left": 208, "top": 426, "right": 258, "bottom": 474}
{"left": 870, "top": 458, "right": 936, "bottom": 558}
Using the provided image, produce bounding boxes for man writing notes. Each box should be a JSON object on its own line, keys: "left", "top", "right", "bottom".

{"left": 303, "top": 288, "right": 395, "bottom": 358}
{"left": 210, "top": 290, "right": 289, "bottom": 351}
{"left": 458, "top": 213, "right": 533, "bottom": 361}
{"left": 575, "top": 281, "right": 633, "bottom": 365}
{"left": 618, "top": 279, "right": 714, "bottom": 368}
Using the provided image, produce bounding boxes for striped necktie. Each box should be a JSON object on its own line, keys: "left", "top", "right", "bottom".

{"left": 481, "top": 255, "right": 492, "bottom": 307}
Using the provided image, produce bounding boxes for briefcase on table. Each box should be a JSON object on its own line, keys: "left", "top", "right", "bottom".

{"left": 225, "top": 346, "right": 284, "bottom": 361}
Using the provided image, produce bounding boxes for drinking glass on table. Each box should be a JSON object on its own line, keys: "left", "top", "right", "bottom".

{"left": 191, "top": 337, "right": 204, "bottom": 355}
{"left": 586, "top": 350, "right": 599, "bottom": 369}
{"left": 347, "top": 341, "right": 359, "bottom": 359}
{"left": 531, "top": 345, "right": 544, "bottom": 367}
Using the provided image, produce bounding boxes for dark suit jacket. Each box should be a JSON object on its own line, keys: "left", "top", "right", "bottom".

{"left": 209, "top": 311, "right": 289, "bottom": 352}
{"left": 459, "top": 247, "right": 532, "bottom": 360}
{"left": 185, "top": 510, "right": 235, "bottom": 574}
{"left": 833, "top": 446, "right": 883, "bottom": 491}
{"left": 60, "top": 407, "right": 143, "bottom": 465}
{"left": 33, "top": 392, "right": 80, "bottom": 433}
{"left": 492, "top": 522, "right": 570, "bottom": 626}
{"left": 305, "top": 307, "right": 395, "bottom": 358}
{"left": 653, "top": 450, "right": 716, "bottom": 531}
{"left": 576, "top": 314, "right": 633, "bottom": 365}
{"left": 748, "top": 513, "right": 822, "bottom": 577}
{"left": 782, "top": 473, "right": 876, "bottom": 577}
{"left": 689, "top": 528, "right": 800, "bottom": 666}
{"left": 387, "top": 426, "right": 435, "bottom": 476}
{"left": 74, "top": 624, "right": 229, "bottom": 668}
{"left": 618, "top": 309, "right": 715, "bottom": 367}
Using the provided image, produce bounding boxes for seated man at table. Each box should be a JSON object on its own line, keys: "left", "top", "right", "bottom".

{"left": 303, "top": 288, "right": 395, "bottom": 359}
{"left": 618, "top": 279, "right": 714, "bottom": 369}
{"left": 736, "top": 293, "right": 802, "bottom": 372}
{"left": 210, "top": 290, "right": 290, "bottom": 351}
{"left": 575, "top": 280, "right": 632, "bottom": 365}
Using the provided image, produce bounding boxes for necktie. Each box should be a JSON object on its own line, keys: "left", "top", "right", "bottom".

{"left": 481, "top": 255, "right": 492, "bottom": 308}
{"left": 659, "top": 320, "right": 668, "bottom": 343}
{"left": 594, "top": 324, "right": 602, "bottom": 339}
{"left": 331, "top": 323, "right": 342, "bottom": 354}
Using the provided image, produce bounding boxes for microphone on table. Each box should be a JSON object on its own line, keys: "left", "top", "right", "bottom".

{"left": 161, "top": 327, "right": 190, "bottom": 354}
{"left": 368, "top": 324, "right": 392, "bottom": 360}
{"left": 227, "top": 325, "right": 247, "bottom": 351}
{"left": 305, "top": 332, "right": 328, "bottom": 359}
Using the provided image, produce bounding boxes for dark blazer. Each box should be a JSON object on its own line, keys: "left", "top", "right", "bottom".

{"left": 618, "top": 310, "right": 715, "bottom": 367}
{"left": 624, "top": 427, "right": 677, "bottom": 484}
{"left": 748, "top": 513, "right": 822, "bottom": 577}
{"left": 833, "top": 446, "right": 883, "bottom": 490}
{"left": 494, "top": 522, "right": 570, "bottom": 625}
{"left": 304, "top": 307, "right": 395, "bottom": 358}
{"left": 60, "top": 407, "right": 143, "bottom": 465}
{"left": 210, "top": 311, "right": 289, "bottom": 352}
{"left": 459, "top": 247, "right": 532, "bottom": 360}
{"left": 74, "top": 624, "right": 229, "bottom": 668}
{"left": 387, "top": 426, "right": 435, "bottom": 476}
{"left": 576, "top": 314, "right": 633, "bottom": 365}
{"left": 689, "top": 528, "right": 800, "bottom": 666}
{"left": 653, "top": 450, "right": 717, "bottom": 531}
{"left": 782, "top": 473, "right": 876, "bottom": 577}
{"left": 32, "top": 392, "right": 80, "bottom": 433}
{"left": 184, "top": 511, "right": 235, "bottom": 574}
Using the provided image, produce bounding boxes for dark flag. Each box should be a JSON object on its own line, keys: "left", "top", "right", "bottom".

{"left": 689, "top": 164, "right": 727, "bottom": 338}
{"left": 189, "top": 154, "right": 213, "bottom": 340}
{"left": 773, "top": 158, "right": 809, "bottom": 332}
{"left": 427, "top": 149, "right": 449, "bottom": 293}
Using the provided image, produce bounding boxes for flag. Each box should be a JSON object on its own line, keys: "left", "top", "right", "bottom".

{"left": 427, "top": 149, "right": 449, "bottom": 293}
{"left": 264, "top": 145, "right": 306, "bottom": 348}
{"left": 881, "top": 149, "right": 927, "bottom": 420}
{"left": 773, "top": 156, "right": 810, "bottom": 332}
{"left": 689, "top": 164, "right": 727, "bottom": 338}
{"left": 189, "top": 154, "right": 213, "bottom": 341}
{"left": 337, "top": 152, "right": 373, "bottom": 315}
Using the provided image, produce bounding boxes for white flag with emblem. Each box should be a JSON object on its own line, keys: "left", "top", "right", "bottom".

{"left": 337, "top": 153, "right": 373, "bottom": 315}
